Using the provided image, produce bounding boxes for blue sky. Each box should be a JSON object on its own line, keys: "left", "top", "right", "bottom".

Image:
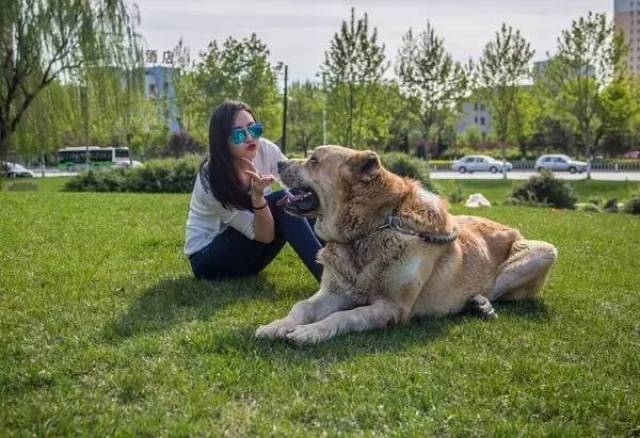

{"left": 136, "top": 0, "right": 612, "bottom": 82}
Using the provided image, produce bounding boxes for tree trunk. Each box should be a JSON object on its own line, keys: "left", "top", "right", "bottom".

{"left": 0, "top": 121, "right": 9, "bottom": 161}
{"left": 585, "top": 141, "right": 592, "bottom": 180}
{"left": 519, "top": 141, "right": 526, "bottom": 160}
{"left": 501, "top": 141, "right": 507, "bottom": 180}
{"left": 348, "top": 82, "right": 353, "bottom": 147}
{"left": 582, "top": 123, "right": 593, "bottom": 180}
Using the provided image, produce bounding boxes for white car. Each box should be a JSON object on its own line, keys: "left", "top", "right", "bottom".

{"left": 2, "top": 162, "right": 35, "bottom": 178}
{"left": 452, "top": 155, "right": 513, "bottom": 173}
{"left": 535, "top": 154, "right": 587, "bottom": 173}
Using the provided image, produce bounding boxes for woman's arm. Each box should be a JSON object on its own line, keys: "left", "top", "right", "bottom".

{"left": 250, "top": 192, "right": 275, "bottom": 243}
{"left": 243, "top": 158, "right": 276, "bottom": 244}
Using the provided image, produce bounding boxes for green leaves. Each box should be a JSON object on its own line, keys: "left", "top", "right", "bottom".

{"left": 0, "top": 0, "right": 141, "bottom": 159}
{"left": 287, "top": 81, "right": 324, "bottom": 154}
{"left": 321, "top": 8, "right": 389, "bottom": 148}
{"left": 173, "top": 34, "right": 281, "bottom": 146}
{"left": 396, "top": 21, "right": 469, "bottom": 144}
{"left": 478, "top": 23, "right": 535, "bottom": 143}
{"left": 543, "top": 12, "right": 626, "bottom": 161}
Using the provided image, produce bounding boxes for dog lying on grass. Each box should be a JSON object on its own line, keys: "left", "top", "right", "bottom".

{"left": 256, "top": 146, "right": 557, "bottom": 345}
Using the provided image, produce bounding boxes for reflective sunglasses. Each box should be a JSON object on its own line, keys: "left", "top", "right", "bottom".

{"left": 229, "top": 122, "right": 263, "bottom": 145}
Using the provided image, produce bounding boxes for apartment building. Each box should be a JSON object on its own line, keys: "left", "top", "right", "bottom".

{"left": 615, "top": 0, "right": 640, "bottom": 75}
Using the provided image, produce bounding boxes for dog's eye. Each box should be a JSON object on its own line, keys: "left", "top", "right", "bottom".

{"left": 308, "top": 156, "right": 318, "bottom": 166}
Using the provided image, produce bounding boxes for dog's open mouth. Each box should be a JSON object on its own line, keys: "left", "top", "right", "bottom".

{"left": 277, "top": 187, "right": 320, "bottom": 215}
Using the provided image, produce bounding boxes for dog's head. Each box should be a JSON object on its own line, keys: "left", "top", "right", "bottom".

{"left": 278, "top": 145, "right": 401, "bottom": 242}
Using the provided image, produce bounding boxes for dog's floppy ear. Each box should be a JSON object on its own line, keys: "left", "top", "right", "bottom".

{"left": 349, "top": 150, "right": 381, "bottom": 181}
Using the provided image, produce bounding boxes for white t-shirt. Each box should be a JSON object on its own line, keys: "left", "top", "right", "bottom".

{"left": 184, "top": 138, "right": 287, "bottom": 256}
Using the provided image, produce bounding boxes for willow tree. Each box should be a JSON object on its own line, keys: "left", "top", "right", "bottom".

{"left": 0, "top": 0, "right": 141, "bottom": 160}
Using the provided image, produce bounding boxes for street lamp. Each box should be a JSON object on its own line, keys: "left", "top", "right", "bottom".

{"left": 282, "top": 64, "right": 288, "bottom": 155}
{"left": 316, "top": 71, "right": 328, "bottom": 145}
{"left": 275, "top": 62, "right": 288, "bottom": 154}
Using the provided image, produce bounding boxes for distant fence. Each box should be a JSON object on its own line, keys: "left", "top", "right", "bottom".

{"left": 427, "top": 160, "right": 640, "bottom": 172}
{"left": 590, "top": 161, "right": 640, "bottom": 171}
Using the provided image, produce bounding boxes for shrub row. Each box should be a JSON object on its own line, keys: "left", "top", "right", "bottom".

{"left": 65, "top": 152, "right": 434, "bottom": 193}
{"left": 64, "top": 156, "right": 202, "bottom": 193}
{"left": 61, "top": 154, "right": 639, "bottom": 215}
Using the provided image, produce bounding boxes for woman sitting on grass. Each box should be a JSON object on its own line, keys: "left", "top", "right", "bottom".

{"left": 184, "top": 100, "right": 323, "bottom": 281}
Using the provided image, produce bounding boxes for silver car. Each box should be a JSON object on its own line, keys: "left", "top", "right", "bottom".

{"left": 2, "top": 162, "right": 35, "bottom": 178}
{"left": 452, "top": 155, "right": 513, "bottom": 173}
{"left": 535, "top": 154, "right": 587, "bottom": 173}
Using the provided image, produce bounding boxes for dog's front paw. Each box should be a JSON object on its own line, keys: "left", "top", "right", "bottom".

{"left": 255, "top": 318, "right": 300, "bottom": 339}
{"left": 285, "top": 323, "right": 332, "bottom": 345}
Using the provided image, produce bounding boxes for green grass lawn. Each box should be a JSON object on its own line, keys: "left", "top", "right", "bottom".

{"left": 1, "top": 184, "right": 639, "bottom": 435}
{"left": 436, "top": 179, "right": 640, "bottom": 205}
{"left": 1, "top": 176, "right": 70, "bottom": 193}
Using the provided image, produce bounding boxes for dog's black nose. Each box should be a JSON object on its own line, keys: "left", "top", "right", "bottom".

{"left": 277, "top": 161, "right": 286, "bottom": 172}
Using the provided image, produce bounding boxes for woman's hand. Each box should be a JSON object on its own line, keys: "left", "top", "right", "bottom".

{"left": 241, "top": 158, "right": 275, "bottom": 205}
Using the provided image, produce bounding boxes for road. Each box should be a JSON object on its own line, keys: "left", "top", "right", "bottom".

{"left": 27, "top": 168, "right": 640, "bottom": 181}
{"left": 430, "top": 170, "right": 640, "bottom": 181}
{"left": 33, "top": 170, "right": 78, "bottom": 178}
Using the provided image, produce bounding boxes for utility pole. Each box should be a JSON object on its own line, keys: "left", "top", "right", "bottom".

{"left": 322, "top": 72, "right": 327, "bottom": 145}
{"left": 81, "top": 84, "right": 90, "bottom": 169}
{"left": 281, "top": 64, "right": 288, "bottom": 155}
{"left": 322, "top": 107, "right": 327, "bottom": 145}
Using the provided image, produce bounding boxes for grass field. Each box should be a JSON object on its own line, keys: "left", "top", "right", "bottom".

{"left": 1, "top": 179, "right": 639, "bottom": 435}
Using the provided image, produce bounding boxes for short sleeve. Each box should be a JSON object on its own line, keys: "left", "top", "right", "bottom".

{"left": 261, "top": 138, "right": 287, "bottom": 179}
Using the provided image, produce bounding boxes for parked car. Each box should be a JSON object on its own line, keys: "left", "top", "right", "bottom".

{"left": 534, "top": 154, "right": 587, "bottom": 173}
{"left": 623, "top": 150, "right": 640, "bottom": 159}
{"left": 451, "top": 155, "right": 513, "bottom": 173}
{"left": 1, "top": 162, "right": 35, "bottom": 178}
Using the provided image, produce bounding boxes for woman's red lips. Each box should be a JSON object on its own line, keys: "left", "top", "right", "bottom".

{"left": 247, "top": 143, "right": 257, "bottom": 150}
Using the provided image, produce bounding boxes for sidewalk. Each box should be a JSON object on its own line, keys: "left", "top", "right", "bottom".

{"left": 430, "top": 170, "right": 640, "bottom": 181}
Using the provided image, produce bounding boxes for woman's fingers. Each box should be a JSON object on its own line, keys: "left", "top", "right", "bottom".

{"left": 244, "top": 170, "right": 261, "bottom": 180}
{"left": 240, "top": 157, "right": 258, "bottom": 172}
{"left": 244, "top": 170, "right": 276, "bottom": 183}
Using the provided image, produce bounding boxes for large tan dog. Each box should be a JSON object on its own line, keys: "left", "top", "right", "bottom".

{"left": 256, "top": 146, "right": 558, "bottom": 345}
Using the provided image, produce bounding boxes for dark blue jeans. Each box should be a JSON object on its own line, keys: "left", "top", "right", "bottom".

{"left": 189, "top": 190, "right": 323, "bottom": 282}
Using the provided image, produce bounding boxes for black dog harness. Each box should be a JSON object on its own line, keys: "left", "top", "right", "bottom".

{"left": 375, "top": 214, "right": 459, "bottom": 245}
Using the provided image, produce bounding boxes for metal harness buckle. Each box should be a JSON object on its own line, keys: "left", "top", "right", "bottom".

{"left": 377, "top": 214, "right": 457, "bottom": 245}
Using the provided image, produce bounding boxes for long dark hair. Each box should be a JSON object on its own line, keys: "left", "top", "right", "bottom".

{"left": 202, "top": 100, "right": 257, "bottom": 210}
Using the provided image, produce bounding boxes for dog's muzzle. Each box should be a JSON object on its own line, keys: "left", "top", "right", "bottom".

{"left": 277, "top": 187, "right": 320, "bottom": 216}
{"left": 276, "top": 160, "right": 321, "bottom": 216}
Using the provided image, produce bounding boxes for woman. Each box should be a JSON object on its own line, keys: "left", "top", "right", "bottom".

{"left": 184, "top": 100, "right": 323, "bottom": 281}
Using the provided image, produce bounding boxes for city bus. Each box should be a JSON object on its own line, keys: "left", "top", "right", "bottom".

{"left": 57, "top": 146, "right": 130, "bottom": 170}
